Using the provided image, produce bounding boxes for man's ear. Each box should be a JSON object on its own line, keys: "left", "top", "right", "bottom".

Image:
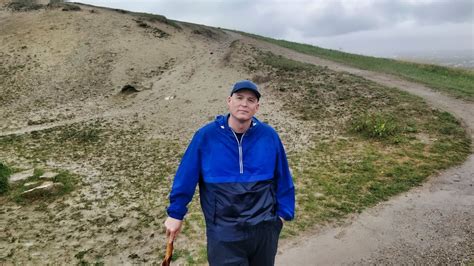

{"left": 226, "top": 96, "right": 232, "bottom": 104}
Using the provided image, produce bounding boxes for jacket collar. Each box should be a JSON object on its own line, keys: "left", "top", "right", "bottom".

{"left": 215, "top": 114, "right": 259, "bottom": 133}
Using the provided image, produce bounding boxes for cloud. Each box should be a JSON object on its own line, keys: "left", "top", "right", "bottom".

{"left": 306, "top": 22, "right": 474, "bottom": 56}
{"left": 291, "top": 0, "right": 474, "bottom": 37}
{"left": 77, "top": 0, "right": 473, "bottom": 56}
{"left": 78, "top": 0, "right": 472, "bottom": 37}
{"left": 384, "top": 0, "right": 474, "bottom": 25}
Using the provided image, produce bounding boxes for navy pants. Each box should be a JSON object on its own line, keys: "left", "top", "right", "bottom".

{"left": 207, "top": 219, "right": 283, "bottom": 266}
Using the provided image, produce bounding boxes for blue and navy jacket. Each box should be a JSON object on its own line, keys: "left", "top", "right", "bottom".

{"left": 167, "top": 114, "right": 295, "bottom": 240}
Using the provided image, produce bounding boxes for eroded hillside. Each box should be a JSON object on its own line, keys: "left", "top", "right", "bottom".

{"left": 0, "top": 1, "right": 470, "bottom": 264}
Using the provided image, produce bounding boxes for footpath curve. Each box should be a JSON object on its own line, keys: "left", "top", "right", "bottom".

{"left": 237, "top": 34, "right": 474, "bottom": 264}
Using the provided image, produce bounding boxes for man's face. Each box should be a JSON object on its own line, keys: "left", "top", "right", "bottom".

{"left": 227, "top": 90, "right": 260, "bottom": 122}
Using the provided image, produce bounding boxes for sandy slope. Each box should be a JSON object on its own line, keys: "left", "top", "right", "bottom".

{"left": 0, "top": 5, "right": 303, "bottom": 143}
{"left": 233, "top": 34, "right": 474, "bottom": 264}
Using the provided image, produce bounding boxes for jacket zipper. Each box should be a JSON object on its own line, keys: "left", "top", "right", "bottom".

{"left": 231, "top": 130, "right": 245, "bottom": 174}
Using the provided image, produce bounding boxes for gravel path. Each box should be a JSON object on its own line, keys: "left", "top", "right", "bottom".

{"left": 235, "top": 33, "right": 474, "bottom": 264}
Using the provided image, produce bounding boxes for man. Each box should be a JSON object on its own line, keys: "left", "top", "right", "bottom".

{"left": 164, "top": 80, "right": 295, "bottom": 265}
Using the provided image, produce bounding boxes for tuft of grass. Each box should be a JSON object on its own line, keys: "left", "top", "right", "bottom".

{"left": 350, "top": 112, "right": 399, "bottom": 139}
{"left": 53, "top": 171, "right": 76, "bottom": 195}
{"left": 0, "top": 162, "right": 12, "bottom": 195}
{"left": 237, "top": 31, "right": 474, "bottom": 101}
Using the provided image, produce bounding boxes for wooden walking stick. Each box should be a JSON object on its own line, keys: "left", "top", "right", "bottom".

{"left": 161, "top": 237, "right": 174, "bottom": 266}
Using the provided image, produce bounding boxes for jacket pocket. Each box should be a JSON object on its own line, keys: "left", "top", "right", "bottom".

{"left": 276, "top": 217, "right": 283, "bottom": 231}
{"left": 213, "top": 180, "right": 275, "bottom": 225}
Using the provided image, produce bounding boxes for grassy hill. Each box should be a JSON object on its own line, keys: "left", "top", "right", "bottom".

{"left": 0, "top": 1, "right": 471, "bottom": 264}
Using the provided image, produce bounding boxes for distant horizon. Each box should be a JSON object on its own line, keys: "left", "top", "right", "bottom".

{"left": 250, "top": 35, "right": 474, "bottom": 69}
{"left": 391, "top": 49, "right": 474, "bottom": 70}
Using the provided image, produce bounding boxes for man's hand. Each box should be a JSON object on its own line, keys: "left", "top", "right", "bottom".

{"left": 279, "top": 216, "right": 285, "bottom": 224}
{"left": 164, "top": 216, "right": 183, "bottom": 243}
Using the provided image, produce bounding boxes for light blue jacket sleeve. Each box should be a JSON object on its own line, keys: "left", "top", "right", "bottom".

{"left": 166, "top": 131, "right": 202, "bottom": 220}
{"left": 275, "top": 135, "right": 295, "bottom": 221}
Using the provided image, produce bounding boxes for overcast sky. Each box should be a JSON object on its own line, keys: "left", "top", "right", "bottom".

{"left": 78, "top": 0, "right": 473, "bottom": 58}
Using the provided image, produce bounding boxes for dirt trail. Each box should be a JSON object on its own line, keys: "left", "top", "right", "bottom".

{"left": 232, "top": 33, "right": 474, "bottom": 264}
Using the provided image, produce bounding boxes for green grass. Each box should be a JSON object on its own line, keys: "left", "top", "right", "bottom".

{"left": 283, "top": 132, "right": 470, "bottom": 237}
{"left": 237, "top": 31, "right": 474, "bottom": 101}
{"left": 350, "top": 112, "right": 399, "bottom": 139}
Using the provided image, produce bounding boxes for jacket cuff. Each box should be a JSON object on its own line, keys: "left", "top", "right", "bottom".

{"left": 167, "top": 210, "right": 185, "bottom": 220}
{"left": 277, "top": 210, "right": 293, "bottom": 221}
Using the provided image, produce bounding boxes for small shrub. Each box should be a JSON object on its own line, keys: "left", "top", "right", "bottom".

{"left": 350, "top": 113, "right": 399, "bottom": 139}
{"left": 0, "top": 162, "right": 11, "bottom": 195}
{"left": 61, "top": 4, "right": 81, "bottom": 11}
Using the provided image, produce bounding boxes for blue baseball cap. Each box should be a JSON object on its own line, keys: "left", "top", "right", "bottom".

{"left": 230, "top": 80, "right": 261, "bottom": 100}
